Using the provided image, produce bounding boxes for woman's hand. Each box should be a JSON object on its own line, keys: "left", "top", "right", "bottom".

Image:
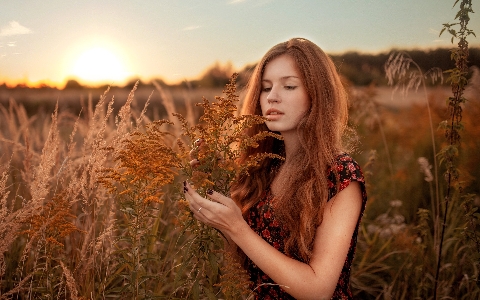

{"left": 183, "top": 181, "right": 244, "bottom": 238}
{"left": 188, "top": 138, "right": 223, "bottom": 168}
{"left": 189, "top": 139, "right": 204, "bottom": 168}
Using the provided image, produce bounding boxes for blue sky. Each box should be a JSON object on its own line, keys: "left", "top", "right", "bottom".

{"left": 0, "top": 0, "right": 478, "bottom": 86}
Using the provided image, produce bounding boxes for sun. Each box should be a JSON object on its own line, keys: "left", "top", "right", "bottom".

{"left": 71, "top": 47, "right": 130, "bottom": 84}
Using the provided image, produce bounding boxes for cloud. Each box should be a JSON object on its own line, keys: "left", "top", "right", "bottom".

{"left": 429, "top": 28, "right": 448, "bottom": 43}
{"left": 182, "top": 25, "right": 201, "bottom": 31}
{"left": 428, "top": 28, "right": 440, "bottom": 35}
{"left": 0, "top": 21, "right": 32, "bottom": 37}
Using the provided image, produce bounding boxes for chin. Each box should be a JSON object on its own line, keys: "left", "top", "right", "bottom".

{"left": 266, "top": 126, "right": 290, "bottom": 133}
{"left": 265, "top": 124, "right": 279, "bottom": 132}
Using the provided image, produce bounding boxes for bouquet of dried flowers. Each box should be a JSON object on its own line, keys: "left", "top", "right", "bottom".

{"left": 101, "top": 73, "right": 282, "bottom": 299}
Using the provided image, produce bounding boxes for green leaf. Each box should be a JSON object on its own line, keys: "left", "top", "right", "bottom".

{"left": 455, "top": 10, "right": 462, "bottom": 20}
{"left": 174, "top": 261, "right": 190, "bottom": 286}
{"left": 204, "top": 287, "right": 218, "bottom": 300}
{"left": 208, "top": 252, "right": 219, "bottom": 284}
{"left": 439, "top": 27, "right": 446, "bottom": 37}
{"left": 192, "top": 280, "right": 200, "bottom": 300}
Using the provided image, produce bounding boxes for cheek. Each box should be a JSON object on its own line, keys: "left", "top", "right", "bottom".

{"left": 259, "top": 95, "right": 268, "bottom": 115}
{"left": 298, "top": 96, "right": 310, "bottom": 114}
{"left": 293, "top": 111, "right": 307, "bottom": 124}
{"left": 295, "top": 98, "right": 311, "bottom": 121}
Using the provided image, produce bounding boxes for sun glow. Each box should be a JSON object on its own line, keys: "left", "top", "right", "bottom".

{"left": 71, "top": 47, "right": 130, "bottom": 85}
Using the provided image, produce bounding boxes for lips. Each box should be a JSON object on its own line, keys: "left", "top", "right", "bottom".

{"left": 266, "top": 108, "right": 283, "bottom": 116}
{"left": 265, "top": 108, "right": 283, "bottom": 120}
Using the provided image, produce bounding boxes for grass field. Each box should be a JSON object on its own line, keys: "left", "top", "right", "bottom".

{"left": 0, "top": 69, "right": 479, "bottom": 299}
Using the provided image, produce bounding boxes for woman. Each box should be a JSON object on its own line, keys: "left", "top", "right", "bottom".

{"left": 184, "top": 38, "right": 367, "bottom": 300}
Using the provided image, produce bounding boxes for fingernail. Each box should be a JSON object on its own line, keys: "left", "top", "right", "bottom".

{"left": 206, "top": 189, "right": 213, "bottom": 195}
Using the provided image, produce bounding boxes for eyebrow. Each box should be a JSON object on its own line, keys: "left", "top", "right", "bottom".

{"left": 262, "top": 76, "right": 301, "bottom": 82}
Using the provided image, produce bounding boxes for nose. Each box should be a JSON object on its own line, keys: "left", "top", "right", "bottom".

{"left": 266, "top": 87, "right": 280, "bottom": 104}
{"left": 267, "top": 98, "right": 278, "bottom": 104}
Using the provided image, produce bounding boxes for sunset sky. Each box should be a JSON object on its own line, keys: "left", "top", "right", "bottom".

{"left": 1, "top": 0, "right": 478, "bottom": 87}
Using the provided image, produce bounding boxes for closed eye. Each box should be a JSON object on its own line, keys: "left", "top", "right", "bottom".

{"left": 262, "top": 87, "right": 272, "bottom": 92}
{"left": 285, "top": 86, "right": 297, "bottom": 90}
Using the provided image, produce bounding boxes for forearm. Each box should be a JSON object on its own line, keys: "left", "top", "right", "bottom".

{"left": 229, "top": 222, "right": 335, "bottom": 300}
{"left": 183, "top": 181, "right": 361, "bottom": 299}
{"left": 222, "top": 233, "right": 243, "bottom": 264}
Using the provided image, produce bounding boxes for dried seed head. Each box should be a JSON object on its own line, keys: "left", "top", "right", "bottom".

{"left": 417, "top": 157, "right": 434, "bottom": 182}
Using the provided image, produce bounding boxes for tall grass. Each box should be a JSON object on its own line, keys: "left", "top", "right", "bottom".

{"left": 0, "top": 75, "right": 480, "bottom": 299}
{"left": 0, "top": 75, "right": 275, "bottom": 299}
{"left": 1, "top": 69, "right": 479, "bottom": 299}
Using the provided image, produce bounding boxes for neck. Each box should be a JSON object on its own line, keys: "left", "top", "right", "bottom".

{"left": 270, "top": 131, "right": 300, "bottom": 196}
{"left": 281, "top": 131, "right": 301, "bottom": 164}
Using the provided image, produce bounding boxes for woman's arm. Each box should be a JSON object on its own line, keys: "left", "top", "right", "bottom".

{"left": 184, "top": 181, "right": 362, "bottom": 300}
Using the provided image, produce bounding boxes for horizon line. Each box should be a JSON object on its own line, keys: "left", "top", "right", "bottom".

{"left": 2, "top": 45, "right": 479, "bottom": 89}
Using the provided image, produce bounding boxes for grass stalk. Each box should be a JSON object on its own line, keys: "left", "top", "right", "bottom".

{"left": 435, "top": 0, "right": 475, "bottom": 298}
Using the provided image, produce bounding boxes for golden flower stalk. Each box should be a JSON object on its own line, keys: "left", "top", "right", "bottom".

{"left": 98, "top": 73, "right": 283, "bottom": 298}
{"left": 175, "top": 73, "right": 283, "bottom": 196}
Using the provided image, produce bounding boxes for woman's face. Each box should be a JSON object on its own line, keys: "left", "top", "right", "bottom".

{"left": 260, "top": 54, "right": 310, "bottom": 135}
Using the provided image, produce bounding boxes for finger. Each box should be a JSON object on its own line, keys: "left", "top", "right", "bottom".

{"left": 184, "top": 181, "right": 210, "bottom": 212}
{"left": 186, "top": 196, "right": 201, "bottom": 213}
{"left": 185, "top": 193, "right": 208, "bottom": 221}
{"left": 189, "top": 139, "right": 204, "bottom": 159}
{"left": 185, "top": 182, "right": 224, "bottom": 213}
{"left": 189, "top": 148, "right": 198, "bottom": 160}
{"left": 184, "top": 182, "right": 209, "bottom": 208}
{"left": 206, "top": 189, "right": 235, "bottom": 208}
{"left": 185, "top": 194, "right": 214, "bottom": 226}
{"left": 183, "top": 182, "right": 199, "bottom": 208}
{"left": 189, "top": 159, "right": 200, "bottom": 168}
{"left": 194, "top": 138, "right": 203, "bottom": 147}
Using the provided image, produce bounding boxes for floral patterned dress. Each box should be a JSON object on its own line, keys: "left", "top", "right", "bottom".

{"left": 245, "top": 153, "right": 367, "bottom": 299}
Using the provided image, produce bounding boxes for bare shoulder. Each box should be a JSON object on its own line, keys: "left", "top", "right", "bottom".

{"left": 325, "top": 181, "right": 362, "bottom": 220}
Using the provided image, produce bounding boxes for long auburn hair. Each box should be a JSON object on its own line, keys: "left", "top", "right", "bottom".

{"left": 231, "top": 38, "right": 349, "bottom": 262}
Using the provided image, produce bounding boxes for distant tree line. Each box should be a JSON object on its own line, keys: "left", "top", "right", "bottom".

{"left": 146, "top": 47, "right": 480, "bottom": 88}
{"left": 151, "top": 47, "right": 480, "bottom": 89}
{"left": 330, "top": 47, "right": 480, "bottom": 86}
{"left": 1, "top": 47, "right": 478, "bottom": 90}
